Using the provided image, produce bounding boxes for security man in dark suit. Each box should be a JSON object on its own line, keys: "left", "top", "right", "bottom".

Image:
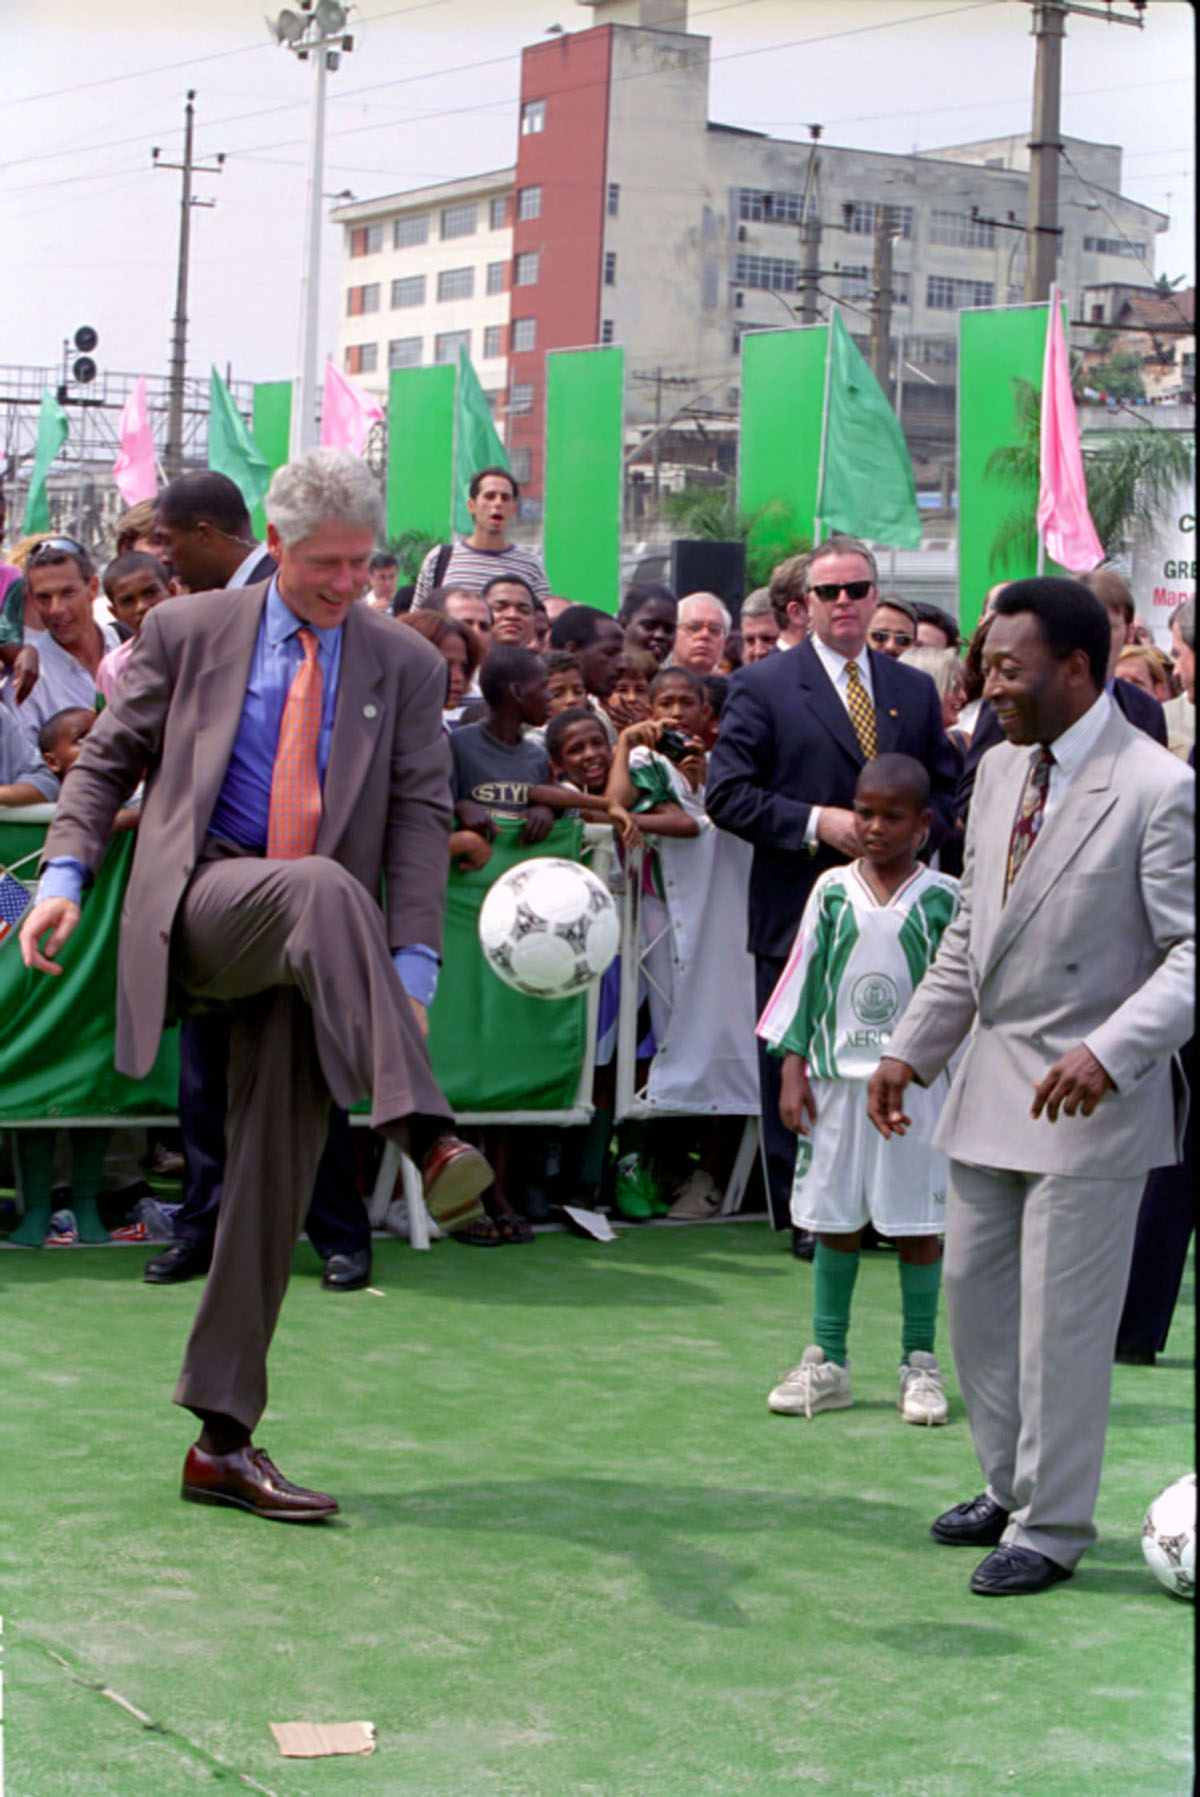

{"left": 707, "top": 535, "right": 959, "bottom": 1235}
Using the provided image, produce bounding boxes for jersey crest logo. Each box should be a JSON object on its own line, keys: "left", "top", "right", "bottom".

{"left": 850, "top": 973, "right": 900, "bottom": 1027}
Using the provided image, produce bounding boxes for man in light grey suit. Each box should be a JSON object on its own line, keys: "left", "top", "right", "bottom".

{"left": 19, "top": 449, "right": 491, "bottom": 1524}
{"left": 868, "top": 578, "right": 1194, "bottom": 1596}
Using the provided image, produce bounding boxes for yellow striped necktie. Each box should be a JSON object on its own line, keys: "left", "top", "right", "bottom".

{"left": 844, "top": 659, "right": 877, "bottom": 761}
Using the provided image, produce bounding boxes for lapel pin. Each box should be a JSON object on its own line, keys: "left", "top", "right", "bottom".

{"left": 889, "top": 708, "right": 898, "bottom": 718}
{"left": 363, "top": 703, "right": 378, "bottom": 719}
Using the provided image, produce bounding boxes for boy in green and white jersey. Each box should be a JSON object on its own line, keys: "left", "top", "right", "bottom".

{"left": 757, "top": 754, "right": 960, "bottom": 1426}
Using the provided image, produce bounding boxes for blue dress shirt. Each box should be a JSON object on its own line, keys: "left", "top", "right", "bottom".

{"left": 40, "top": 580, "right": 439, "bottom": 1002}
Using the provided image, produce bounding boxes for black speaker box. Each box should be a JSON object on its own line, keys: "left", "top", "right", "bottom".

{"left": 669, "top": 539, "right": 747, "bottom": 624}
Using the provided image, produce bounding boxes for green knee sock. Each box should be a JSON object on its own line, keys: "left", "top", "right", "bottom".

{"left": 812, "top": 1241, "right": 860, "bottom": 1366}
{"left": 70, "top": 1131, "right": 112, "bottom": 1244}
{"left": 899, "top": 1256, "right": 942, "bottom": 1361}
{"left": 9, "top": 1133, "right": 56, "bottom": 1246}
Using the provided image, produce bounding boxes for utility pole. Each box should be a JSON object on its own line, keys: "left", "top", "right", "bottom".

{"left": 651, "top": 366, "right": 663, "bottom": 505}
{"left": 154, "top": 92, "right": 223, "bottom": 478}
{"left": 797, "top": 125, "right": 823, "bottom": 325}
{"left": 1024, "top": 0, "right": 1145, "bottom": 302}
{"left": 869, "top": 205, "right": 895, "bottom": 398}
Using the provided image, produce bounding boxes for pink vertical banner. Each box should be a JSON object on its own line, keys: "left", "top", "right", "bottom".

{"left": 112, "top": 376, "right": 158, "bottom": 505}
{"left": 1037, "top": 289, "right": 1104, "bottom": 573}
{"left": 319, "top": 360, "right": 383, "bottom": 457}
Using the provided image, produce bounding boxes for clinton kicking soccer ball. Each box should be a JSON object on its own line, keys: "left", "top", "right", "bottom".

{"left": 1141, "top": 1473, "right": 1195, "bottom": 1600}
{"left": 479, "top": 858, "right": 619, "bottom": 1000}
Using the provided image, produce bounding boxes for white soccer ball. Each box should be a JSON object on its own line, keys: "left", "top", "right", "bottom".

{"left": 478, "top": 857, "right": 619, "bottom": 1000}
{"left": 1141, "top": 1473, "right": 1195, "bottom": 1600}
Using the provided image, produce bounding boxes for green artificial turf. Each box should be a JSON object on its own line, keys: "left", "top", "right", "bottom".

{"left": 0, "top": 1224, "right": 1192, "bottom": 1796}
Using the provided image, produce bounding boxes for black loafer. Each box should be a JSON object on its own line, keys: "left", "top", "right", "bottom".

{"left": 970, "top": 1545, "right": 1073, "bottom": 1596}
{"left": 931, "top": 1493, "right": 1011, "bottom": 1546}
{"left": 143, "top": 1238, "right": 213, "bottom": 1285}
{"left": 321, "top": 1249, "right": 372, "bottom": 1292}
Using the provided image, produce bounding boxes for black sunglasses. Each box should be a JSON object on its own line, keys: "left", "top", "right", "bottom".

{"left": 808, "top": 580, "right": 875, "bottom": 602}
{"left": 28, "top": 535, "right": 88, "bottom": 565}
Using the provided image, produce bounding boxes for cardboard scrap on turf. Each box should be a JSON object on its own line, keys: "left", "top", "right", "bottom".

{"left": 269, "top": 1721, "right": 376, "bottom": 1757}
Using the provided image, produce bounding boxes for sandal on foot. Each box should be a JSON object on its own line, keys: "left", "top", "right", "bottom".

{"left": 451, "top": 1218, "right": 506, "bottom": 1246}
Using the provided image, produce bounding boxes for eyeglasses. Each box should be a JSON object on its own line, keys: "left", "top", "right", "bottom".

{"left": 808, "top": 581, "right": 875, "bottom": 603}
{"left": 680, "top": 620, "right": 725, "bottom": 636}
{"left": 28, "top": 535, "right": 88, "bottom": 565}
{"left": 869, "top": 628, "right": 915, "bottom": 649}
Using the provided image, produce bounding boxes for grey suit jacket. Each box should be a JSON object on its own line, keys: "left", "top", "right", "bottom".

{"left": 888, "top": 704, "right": 1194, "bottom": 1178}
{"left": 40, "top": 582, "right": 452, "bottom": 1079}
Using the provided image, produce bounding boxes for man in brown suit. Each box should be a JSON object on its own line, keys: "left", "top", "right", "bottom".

{"left": 20, "top": 448, "right": 489, "bottom": 1523}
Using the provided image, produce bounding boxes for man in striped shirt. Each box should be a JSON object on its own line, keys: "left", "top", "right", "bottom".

{"left": 412, "top": 467, "right": 549, "bottom": 609}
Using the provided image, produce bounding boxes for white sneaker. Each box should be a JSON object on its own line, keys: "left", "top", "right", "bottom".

{"left": 667, "top": 1170, "right": 723, "bottom": 1220}
{"left": 898, "top": 1351, "right": 949, "bottom": 1426}
{"left": 767, "top": 1346, "right": 852, "bottom": 1417}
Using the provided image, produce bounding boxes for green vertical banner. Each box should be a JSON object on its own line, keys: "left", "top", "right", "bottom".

{"left": 958, "top": 303, "right": 1063, "bottom": 636}
{"left": 738, "top": 326, "right": 827, "bottom": 561}
{"left": 22, "top": 389, "right": 69, "bottom": 535}
{"left": 249, "top": 381, "right": 292, "bottom": 539}
{"left": 543, "top": 347, "right": 624, "bottom": 613}
{"left": 387, "top": 364, "right": 456, "bottom": 541}
{"left": 452, "top": 349, "right": 510, "bottom": 537}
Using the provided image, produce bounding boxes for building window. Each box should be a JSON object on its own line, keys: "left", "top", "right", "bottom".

{"left": 1083, "top": 234, "right": 1147, "bottom": 259}
{"left": 838, "top": 264, "right": 871, "bottom": 300}
{"left": 437, "top": 265, "right": 475, "bottom": 302}
{"left": 434, "top": 330, "right": 471, "bottom": 363}
{"left": 347, "top": 283, "right": 381, "bottom": 316}
{"left": 486, "top": 260, "right": 506, "bottom": 295}
{"left": 514, "top": 250, "right": 540, "bottom": 286}
{"left": 350, "top": 223, "right": 383, "bottom": 256}
{"left": 601, "top": 319, "right": 614, "bottom": 345}
{"left": 489, "top": 195, "right": 508, "bottom": 230}
{"left": 440, "top": 202, "right": 477, "bottom": 240}
{"left": 844, "top": 201, "right": 914, "bottom": 239}
{"left": 393, "top": 214, "right": 428, "bottom": 249}
{"left": 929, "top": 209, "right": 996, "bottom": 249}
{"left": 510, "top": 446, "right": 532, "bottom": 485}
{"left": 509, "top": 381, "right": 534, "bottom": 415}
{"left": 736, "top": 187, "right": 808, "bottom": 225}
{"left": 388, "top": 336, "right": 422, "bottom": 369}
{"left": 511, "top": 317, "right": 536, "bottom": 353}
{"left": 483, "top": 389, "right": 500, "bottom": 415}
{"left": 391, "top": 274, "right": 426, "bottom": 309}
{"left": 517, "top": 185, "right": 542, "bottom": 222}
{"left": 521, "top": 99, "right": 546, "bottom": 135}
{"left": 345, "top": 342, "right": 378, "bottom": 374}
{"left": 926, "top": 274, "right": 995, "bottom": 310}
{"left": 607, "top": 182, "right": 620, "bottom": 218}
{"left": 604, "top": 251, "right": 617, "bottom": 286}
{"left": 483, "top": 324, "right": 505, "bottom": 360}
{"left": 732, "top": 253, "right": 799, "bottom": 294}
{"left": 908, "top": 335, "right": 957, "bottom": 368}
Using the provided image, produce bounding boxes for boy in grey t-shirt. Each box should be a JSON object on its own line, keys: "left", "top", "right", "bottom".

{"left": 450, "top": 645, "right": 555, "bottom": 843}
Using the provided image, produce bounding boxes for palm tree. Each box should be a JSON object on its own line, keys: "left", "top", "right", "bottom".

{"left": 986, "top": 376, "right": 1194, "bottom": 571}
{"left": 660, "top": 482, "right": 812, "bottom": 589}
{"left": 1154, "top": 273, "right": 1187, "bottom": 296}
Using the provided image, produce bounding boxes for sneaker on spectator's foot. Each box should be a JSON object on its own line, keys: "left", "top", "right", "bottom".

{"left": 45, "top": 1209, "right": 79, "bottom": 1247}
{"left": 384, "top": 1195, "right": 441, "bottom": 1242}
{"left": 613, "top": 1155, "right": 665, "bottom": 1220}
{"left": 767, "top": 1346, "right": 852, "bottom": 1417}
{"left": 667, "top": 1170, "right": 723, "bottom": 1221}
{"left": 898, "top": 1351, "right": 949, "bottom": 1426}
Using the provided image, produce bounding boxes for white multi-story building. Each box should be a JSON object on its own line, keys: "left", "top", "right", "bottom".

{"left": 332, "top": 0, "right": 1168, "bottom": 501}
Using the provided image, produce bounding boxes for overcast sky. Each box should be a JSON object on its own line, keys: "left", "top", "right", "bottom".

{"left": 4, "top": 0, "right": 1193, "bottom": 391}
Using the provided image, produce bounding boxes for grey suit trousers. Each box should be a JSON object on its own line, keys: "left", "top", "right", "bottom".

{"left": 169, "top": 850, "right": 452, "bottom": 1430}
{"left": 944, "top": 1160, "right": 1143, "bottom": 1569}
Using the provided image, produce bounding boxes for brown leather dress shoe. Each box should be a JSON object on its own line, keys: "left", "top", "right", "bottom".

{"left": 181, "top": 1444, "right": 339, "bottom": 1522}
{"left": 421, "top": 1135, "right": 491, "bottom": 1231}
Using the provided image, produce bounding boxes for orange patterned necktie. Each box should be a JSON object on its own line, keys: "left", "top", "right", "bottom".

{"left": 267, "top": 626, "right": 323, "bottom": 859}
{"left": 1004, "top": 745, "right": 1053, "bottom": 899}
{"left": 844, "top": 659, "right": 878, "bottom": 760}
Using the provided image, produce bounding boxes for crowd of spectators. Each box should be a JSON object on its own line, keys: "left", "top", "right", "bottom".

{"left": 0, "top": 469, "right": 1193, "bottom": 1370}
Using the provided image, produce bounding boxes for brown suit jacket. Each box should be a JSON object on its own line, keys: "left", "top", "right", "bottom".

{"left": 40, "top": 583, "right": 453, "bottom": 1078}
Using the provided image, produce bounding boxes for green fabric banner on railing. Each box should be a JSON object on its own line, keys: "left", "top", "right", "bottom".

{"left": 387, "top": 363, "right": 456, "bottom": 542}
{"left": 0, "top": 829, "right": 180, "bottom": 1121}
{"left": 543, "top": 348, "right": 623, "bottom": 614}
{"left": 738, "top": 326, "right": 827, "bottom": 554}
{"left": 249, "top": 381, "right": 293, "bottom": 539}
{"left": 427, "top": 817, "right": 589, "bottom": 1112}
{"left": 958, "top": 303, "right": 1062, "bottom": 637}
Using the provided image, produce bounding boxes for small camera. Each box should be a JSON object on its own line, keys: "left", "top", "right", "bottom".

{"left": 657, "top": 726, "right": 691, "bottom": 763}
